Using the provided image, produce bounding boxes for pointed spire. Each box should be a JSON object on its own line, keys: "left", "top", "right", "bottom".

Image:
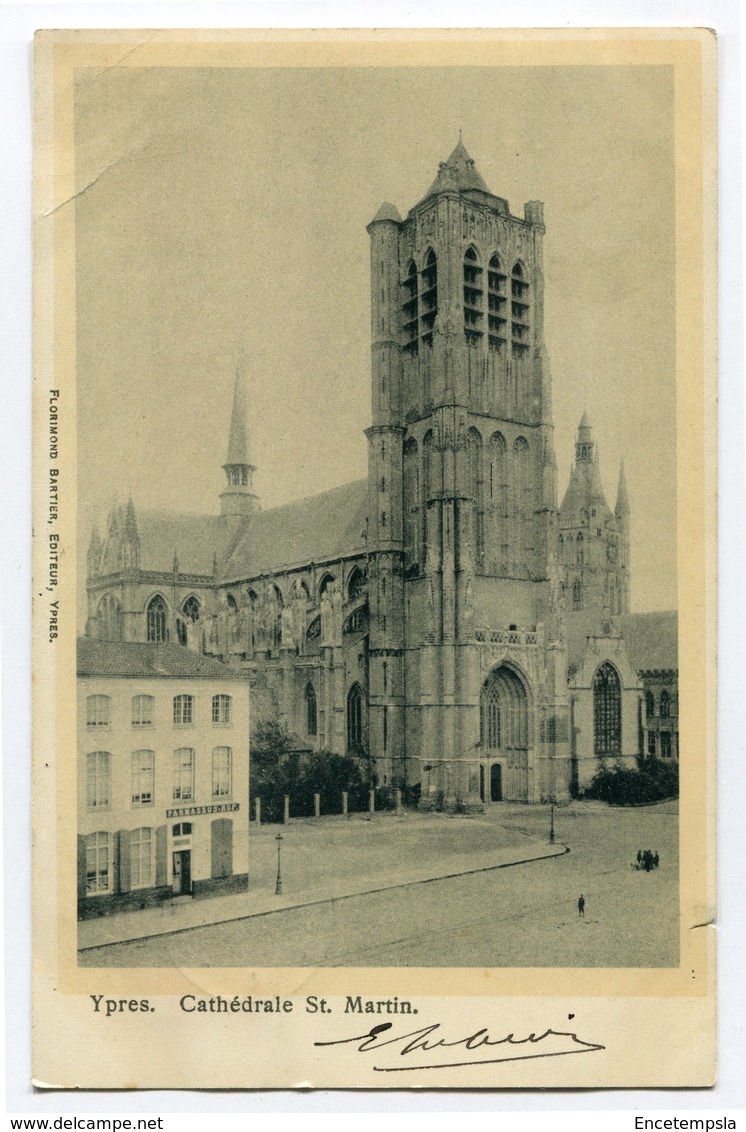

{"left": 124, "top": 496, "right": 139, "bottom": 540}
{"left": 225, "top": 356, "right": 251, "bottom": 467}
{"left": 421, "top": 137, "right": 493, "bottom": 201}
{"left": 370, "top": 201, "right": 402, "bottom": 225}
{"left": 615, "top": 460, "right": 630, "bottom": 517}
{"left": 577, "top": 411, "right": 592, "bottom": 439}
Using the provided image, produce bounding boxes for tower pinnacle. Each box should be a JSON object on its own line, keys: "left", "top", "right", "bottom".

{"left": 220, "top": 356, "right": 259, "bottom": 523}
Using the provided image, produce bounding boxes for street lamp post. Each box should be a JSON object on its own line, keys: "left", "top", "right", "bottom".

{"left": 549, "top": 800, "right": 555, "bottom": 844}
{"left": 275, "top": 831, "right": 283, "bottom": 895}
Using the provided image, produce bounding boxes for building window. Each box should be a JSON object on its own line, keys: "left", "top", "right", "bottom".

{"left": 468, "top": 427, "right": 484, "bottom": 565}
{"left": 85, "top": 831, "right": 110, "bottom": 894}
{"left": 660, "top": 690, "right": 671, "bottom": 718}
{"left": 86, "top": 752, "right": 110, "bottom": 809}
{"left": 487, "top": 254, "right": 507, "bottom": 352}
{"left": 593, "top": 662, "right": 622, "bottom": 756}
{"left": 347, "top": 567, "right": 366, "bottom": 601}
{"left": 172, "top": 822, "right": 192, "bottom": 837}
{"left": 146, "top": 595, "right": 169, "bottom": 642}
{"left": 131, "top": 749, "right": 154, "bottom": 806}
{"left": 420, "top": 249, "right": 438, "bottom": 345}
{"left": 173, "top": 694, "right": 194, "bottom": 725}
{"left": 645, "top": 691, "right": 655, "bottom": 719}
{"left": 173, "top": 748, "right": 195, "bottom": 801}
{"left": 305, "top": 683, "right": 318, "bottom": 736}
{"left": 648, "top": 731, "right": 657, "bottom": 758}
{"left": 212, "top": 694, "right": 232, "bottom": 724}
{"left": 576, "top": 532, "right": 584, "bottom": 565}
{"left": 463, "top": 245, "right": 483, "bottom": 344}
{"left": 212, "top": 747, "right": 232, "bottom": 798}
{"left": 401, "top": 259, "right": 419, "bottom": 354}
{"left": 511, "top": 262, "right": 530, "bottom": 357}
{"left": 660, "top": 731, "right": 672, "bottom": 759}
{"left": 86, "top": 694, "right": 111, "bottom": 728}
{"left": 130, "top": 827, "right": 153, "bottom": 888}
{"left": 347, "top": 683, "right": 365, "bottom": 752}
{"left": 182, "top": 596, "right": 201, "bottom": 622}
{"left": 132, "top": 694, "right": 154, "bottom": 727}
{"left": 572, "top": 579, "right": 583, "bottom": 611}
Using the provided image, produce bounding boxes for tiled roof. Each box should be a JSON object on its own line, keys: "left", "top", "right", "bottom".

{"left": 621, "top": 611, "right": 678, "bottom": 672}
{"left": 222, "top": 479, "right": 368, "bottom": 580}
{"left": 77, "top": 638, "right": 249, "bottom": 680}
{"left": 136, "top": 511, "right": 228, "bottom": 576}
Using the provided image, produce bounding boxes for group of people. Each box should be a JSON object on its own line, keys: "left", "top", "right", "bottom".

{"left": 634, "top": 848, "right": 660, "bottom": 871}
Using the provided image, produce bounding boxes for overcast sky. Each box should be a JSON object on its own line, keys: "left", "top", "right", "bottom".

{"left": 75, "top": 62, "right": 676, "bottom": 613}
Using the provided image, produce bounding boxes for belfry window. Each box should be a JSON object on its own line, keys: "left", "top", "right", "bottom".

{"left": 511, "top": 263, "right": 530, "bottom": 358}
{"left": 463, "top": 246, "right": 483, "bottom": 344}
{"left": 593, "top": 663, "right": 622, "bottom": 756}
{"left": 401, "top": 259, "right": 419, "bottom": 354}
{"left": 420, "top": 249, "right": 438, "bottom": 345}
{"left": 488, "top": 255, "right": 508, "bottom": 352}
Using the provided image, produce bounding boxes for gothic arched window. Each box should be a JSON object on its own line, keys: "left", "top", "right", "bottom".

{"left": 488, "top": 254, "right": 508, "bottom": 352}
{"left": 646, "top": 691, "right": 655, "bottom": 718}
{"left": 467, "top": 427, "right": 484, "bottom": 565}
{"left": 347, "top": 567, "right": 366, "bottom": 601}
{"left": 489, "top": 431, "right": 508, "bottom": 569}
{"left": 346, "top": 683, "right": 365, "bottom": 753}
{"left": 660, "top": 690, "right": 671, "bottom": 718}
{"left": 182, "top": 596, "right": 201, "bottom": 622}
{"left": 593, "top": 662, "right": 622, "bottom": 756}
{"left": 403, "top": 436, "right": 419, "bottom": 568}
{"left": 305, "top": 683, "right": 317, "bottom": 737}
{"left": 511, "top": 262, "right": 530, "bottom": 357}
{"left": 463, "top": 246, "right": 483, "bottom": 344}
{"left": 576, "top": 532, "right": 584, "bottom": 566}
{"left": 146, "top": 595, "right": 168, "bottom": 643}
{"left": 402, "top": 259, "right": 419, "bottom": 354}
{"left": 513, "top": 436, "right": 531, "bottom": 571}
{"left": 420, "top": 249, "right": 438, "bottom": 345}
{"left": 572, "top": 579, "right": 583, "bottom": 611}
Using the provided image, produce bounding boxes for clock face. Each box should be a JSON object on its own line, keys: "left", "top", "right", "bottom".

{"left": 607, "top": 540, "right": 618, "bottom": 564}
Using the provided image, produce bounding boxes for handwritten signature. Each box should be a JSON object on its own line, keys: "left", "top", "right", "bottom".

{"left": 315, "top": 1020, "right": 606, "bottom": 1072}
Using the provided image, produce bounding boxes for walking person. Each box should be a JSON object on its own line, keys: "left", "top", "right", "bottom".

{"left": 637, "top": 849, "right": 642, "bottom": 866}
{"left": 653, "top": 851, "right": 659, "bottom": 869}
{"left": 578, "top": 894, "right": 585, "bottom": 918}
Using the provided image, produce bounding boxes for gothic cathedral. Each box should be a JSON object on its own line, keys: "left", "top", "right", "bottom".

{"left": 87, "top": 141, "right": 675, "bottom": 807}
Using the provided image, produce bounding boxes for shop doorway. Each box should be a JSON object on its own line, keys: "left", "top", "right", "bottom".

{"left": 172, "top": 849, "right": 192, "bottom": 895}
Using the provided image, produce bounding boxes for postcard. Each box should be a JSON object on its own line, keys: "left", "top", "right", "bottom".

{"left": 32, "top": 27, "right": 717, "bottom": 1089}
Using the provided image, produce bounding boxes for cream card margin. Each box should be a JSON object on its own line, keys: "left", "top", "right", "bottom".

{"left": 32, "top": 27, "right": 717, "bottom": 1090}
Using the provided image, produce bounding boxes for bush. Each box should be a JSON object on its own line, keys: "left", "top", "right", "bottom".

{"left": 249, "top": 722, "right": 370, "bottom": 821}
{"left": 584, "top": 756, "right": 678, "bottom": 806}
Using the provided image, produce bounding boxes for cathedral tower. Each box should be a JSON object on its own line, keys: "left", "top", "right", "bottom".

{"left": 367, "top": 140, "right": 568, "bottom": 807}
{"left": 559, "top": 413, "right": 631, "bottom": 628}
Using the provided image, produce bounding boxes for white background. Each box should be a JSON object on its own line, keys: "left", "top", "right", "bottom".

{"left": 0, "top": 0, "right": 743, "bottom": 1119}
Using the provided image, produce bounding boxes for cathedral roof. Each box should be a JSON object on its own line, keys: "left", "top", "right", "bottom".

{"left": 222, "top": 478, "right": 368, "bottom": 580}
{"left": 370, "top": 201, "right": 403, "bottom": 224}
{"left": 416, "top": 139, "right": 508, "bottom": 212}
{"left": 134, "top": 510, "right": 229, "bottom": 576}
{"left": 620, "top": 611, "right": 678, "bottom": 672}
{"left": 77, "top": 638, "right": 249, "bottom": 680}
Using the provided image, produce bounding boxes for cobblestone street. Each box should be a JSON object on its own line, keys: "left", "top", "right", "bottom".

{"left": 81, "top": 800, "right": 678, "bottom": 969}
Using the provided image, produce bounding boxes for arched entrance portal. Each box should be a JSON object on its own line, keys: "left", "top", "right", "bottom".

{"left": 480, "top": 665, "right": 530, "bottom": 801}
